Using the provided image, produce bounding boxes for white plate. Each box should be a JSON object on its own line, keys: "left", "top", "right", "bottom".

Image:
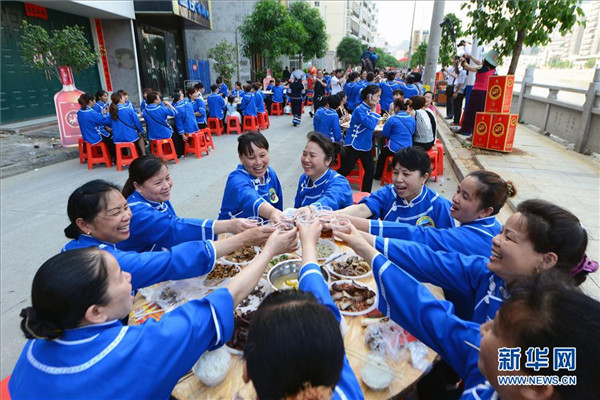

{"left": 325, "top": 252, "right": 372, "bottom": 280}
{"left": 297, "top": 238, "right": 338, "bottom": 261}
{"left": 329, "top": 280, "right": 378, "bottom": 316}
{"left": 236, "top": 278, "right": 272, "bottom": 313}
{"left": 222, "top": 246, "right": 261, "bottom": 266}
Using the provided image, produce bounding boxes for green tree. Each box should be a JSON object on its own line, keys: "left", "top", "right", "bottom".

{"left": 288, "top": 2, "right": 328, "bottom": 63}
{"left": 439, "top": 13, "right": 463, "bottom": 67}
{"left": 410, "top": 42, "right": 427, "bottom": 69}
{"left": 336, "top": 36, "right": 363, "bottom": 67}
{"left": 19, "top": 21, "right": 99, "bottom": 83}
{"left": 584, "top": 58, "right": 597, "bottom": 69}
{"left": 375, "top": 49, "right": 400, "bottom": 69}
{"left": 462, "top": 0, "right": 584, "bottom": 74}
{"left": 208, "top": 40, "right": 237, "bottom": 86}
{"left": 239, "top": 0, "right": 306, "bottom": 67}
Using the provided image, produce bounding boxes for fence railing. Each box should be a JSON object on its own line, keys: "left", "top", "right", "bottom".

{"left": 511, "top": 67, "right": 600, "bottom": 154}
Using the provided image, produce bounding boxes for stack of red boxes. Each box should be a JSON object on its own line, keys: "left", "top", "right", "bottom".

{"left": 472, "top": 76, "right": 519, "bottom": 152}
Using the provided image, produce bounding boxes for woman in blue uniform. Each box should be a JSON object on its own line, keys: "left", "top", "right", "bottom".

{"left": 93, "top": 90, "right": 113, "bottom": 144}
{"left": 294, "top": 133, "right": 352, "bottom": 210}
{"left": 253, "top": 83, "right": 266, "bottom": 115}
{"left": 142, "top": 91, "right": 177, "bottom": 141}
{"left": 230, "top": 81, "right": 243, "bottom": 99}
{"left": 340, "top": 146, "right": 453, "bottom": 228}
{"left": 117, "top": 89, "right": 136, "bottom": 111}
{"left": 336, "top": 84, "right": 381, "bottom": 193}
{"left": 238, "top": 85, "right": 257, "bottom": 129}
{"left": 336, "top": 225, "right": 600, "bottom": 400}
{"left": 77, "top": 93, "right": 116, "bottom": 161}
{"left": 118, "top": 155, "right": 255, "bottom": 252}
{"left": 373, "top": 98, "right": 415, "bottom": 180}
{"left": 109, "top": 92, "right": 146, "bottom": 156}
{"left": 193, "top": 82, "right": 207, "bottom": 129}
{"left": 272, "top": 79, "right": 285, "bottom": 108}
{"left": 62, "top": 180, "right": 274, "bottom": 290}
{"left": 207, "top": 84, "right": 226, "bottom": 119}
{"left": 9, "top": 226, "right": 298, "bottom": 399}
{"left": 344, "top": 72, "right": 360, "bottom": 112}
{"left": 359, "top": 199, "right": 597, "bottom": 324}
{"left": 219, "top": 132, "right": 283, "bottom": 221}
{"left": 243, "top": 220, "right": 363, "bottom": 400}
{"left": 378, "top": 71, "right": 402, "bottom": 114}
{"left": 313, "top": 95, "right": 343, "bottom": 144}
{"left": 216, "top": 76, "right": 229, "bottom": 97}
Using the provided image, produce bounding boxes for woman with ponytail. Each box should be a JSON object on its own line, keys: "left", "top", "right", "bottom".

{"left": 9, "top": 226, "right": 298, "bottom": 399}
{"left": 76, "top": 93, "right": 116, "bottom": 161}
{"left": 109, "top": 92, "right": 146, "bottom": 156}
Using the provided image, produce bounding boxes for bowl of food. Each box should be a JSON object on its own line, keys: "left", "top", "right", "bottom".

{"left": 297, "top": 238, "right": 338, "bottom": 261}
{"left": 360, "top": 354, "right": 395, "bottom": 391}
{"left": 223, "top": 246, "right": 260, "bottom": 266}
{"left": 203, "top": 262, "right": 241, "bottom": 288}
{"left": 329, "top": 280, "right": 377, "bottom": 316}
{"left": 265, "top": 253, "right": 300, "bottom": 277}
{"left": 267, "top": 259, "right": 329, "bottom": 291}
{"left": 237, "top": 278, "right": 272, "bottom": 313}
{"left": 325, "top": 252, "right": 372, "bottom": 280}
{"left": 192, "top": 347, "right": 231, "bottom": 387}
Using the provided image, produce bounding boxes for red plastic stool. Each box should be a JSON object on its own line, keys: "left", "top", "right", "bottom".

{"left": 226, "top": 116, "right": 242, "bottom": 134}
{"left": 115, "top": 142, "right": 139, "bottom": 171}
{"left": 435, "top": 139, "right": 444, "bottom": 176}
{"left": 86, "top": 142, "right": 113, "bottom": 170}
{"left": 184, "top": 132, "right": 209, "bottom": 158}
{"left": 78, "top": 137, "right": 87, "bottom": 164}
{"left": 305, "top": 97, "right": 313, "bottom": 106}
{"left": 150, "top": 138, "right": 178, "bottom": 164}
{"left": 345, "top": 159, "right": 365, "bottom": 191}
{"left": 257, "top": 112, "right": 268, "bottom": 130}
{"left": 262, "top": 111, "right": 270, "bottom": 129}
{"left": 352, "top": 191, "right": 370, "bottom": 204}
{"left": 426, "top": 147, "right": 439, "bottom": 182}
{"left": 332, "top": 154, "right": 342, "bottom": 171}
{"left": 199, "top": 128, "right": 214, "bottom": 150}
{"left": 271, "top": 102, "right": 283, "bottom": 116}
{"left": 380, "top": 155, "right": 395, "bottom": 186}
{"left": 243, "top": 115, "right": 259, "bottom": 132}
{"left": 207, "top": 117, "right": 224, "bottom": 136}
{"left": 1, "top": 374, "right": 11, "bottom": 400}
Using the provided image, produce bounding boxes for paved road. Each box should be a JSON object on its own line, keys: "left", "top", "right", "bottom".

{"left": 0, "top": 113, "right": 459, "bottom": 378}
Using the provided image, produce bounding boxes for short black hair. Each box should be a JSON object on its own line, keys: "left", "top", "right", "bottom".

{"left": 393, "top": 88, "right": 405, "bottom": 97}
{"left": 237, "top": 131, "right": 269, "bottom": 157}
{"left": 210, "top": 84, "right": 218, "bottom": 92}
{"left": 194, "top": 82, "right": 204, "bottom": 90}
{"left": 328, "top": 95, "right": 341, "bottom": 109}
{"left": 360, "top": 84, "right": 381, "bottom": 101}
{"left": 392, "top": 147, "right": 431, "bottom": 176}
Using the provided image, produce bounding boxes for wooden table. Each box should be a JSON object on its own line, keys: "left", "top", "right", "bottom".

{"left": 131, "top": 240, "right": 442, "bottom": 399}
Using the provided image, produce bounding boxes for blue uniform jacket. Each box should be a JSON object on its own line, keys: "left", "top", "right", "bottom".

{"left": 351, "top": 82, "right": 367, "bottom": 111}
{"left": 344, "top": 82, "right": 358, "bottom": 110}
{"left": 373, "top": 237, "right": 508, "bottom": 323}
{"left": 230, "top": 89, "right": 242, "bottom": 98}
{"left": 218, "top": 82, "right": 229, "bottom": 97}
{"left": 361, "top": 185, "right": 454, "bottom": 228}
{"left": 254, "top": 91, "right": 266, "bottom": 113}
{"left": 62, "top": 235, "right": 217, "bottom": 291}
{"left": 344, "top": 102, "right": 380, "bottom": 151}
{"left": 238, "top": 92, "right": 257, "bottom": 117}
{"left": 174, "top": 100, "right": 198, "bottom": 134}
{"left": 140, "top": 99, "right": 147, "bottom": 113}
{"left": 117, "top": 191, "right": 216, "bottom": 252}
{"left": 218, "top": 165, "right": 283, "bottom": 219}
{"left": 379, "top": 80, "right": 402, "bottom": 112}
{"left": 372, "top": 253, "right": 496, "bottom": 399}
{"left": 93, "top": 101, "right": 110, "bottom": 137}
{"left": 294, "top": 169, "right": 353, "bottom": 210}
{"left": 399, "top": 83, "right": 419, "bottom": 99}
{"left": 143, "top": 104, "right": 176, "bottom": 140}
{"left": 194, "top": 97, "right": 207, "bottom": 124}
{"left": 111, "top": 104, "right": 143, "bottom": 143}
{"left": 77, "top": 108, "right": 111, "bottom": 145}
{"left": 369, "top": 215, "right": 501, "bottom": 257}
{"left": 123, "top": 100, "right": 136, "bottom": 111}
{"left": 381, "top": 111, "right": 415, "bottom": 152}
{"left": 298, "top": 263, "right": 364, "bottom": 399}
{"left": 9, "top": 289, "right": 234, "bottom": 400}
{"left": 207, "top": 93, "right": 226, "bottom": 119}
{"left": 313, "top": 108, "right": 343, "bottom": 143}
{"left": 272, "top": 86, "right": 284, "bottom": 103}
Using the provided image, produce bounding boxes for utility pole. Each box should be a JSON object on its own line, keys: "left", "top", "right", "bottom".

{"left": 407, "top": 0, "right": 417, "bottom": 71}
{"left": 423, "top": 0, "right": 445, "bottom": 91}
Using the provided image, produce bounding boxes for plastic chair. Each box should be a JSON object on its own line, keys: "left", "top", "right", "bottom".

{"left": 271, "top": 102, "right": 283, "bottom": 116}
{"left": 150, "top": 138, "right": 178, "bottom": 164}
{"left": 426, "top": 147, "right": 439, "bottom": 182}
{"left": 207, "top": 117, "right": 224, "bottom": 136}
{"left": 380, "top": 155, "right": 395, "bottom": 186}
{"left": 226, "top": 116, "right": 242, "bottom": 134}
{"left": 257, "top": 112, "right": 268, "bottom": 130}
{"left": 434, "top": 139, "right": 444, "bottom": 176}
{"left": 262, "top": 111, "right": 270, "bottom": 129}
{"left": 115, "top": 142, "right": 139, "bottom": 171}
{"left": 352, "top": 192, "right": 370, "bottom": 204}
{"left": 305, "top": 96, "right": 313, "bottom": 106}
{"left": 78, "top": 137, "right": 87, "bottom": 164}
{"left": 184, "top": 132, "right": 209, "bottom": 158}
{"left": 85, "top": 142, "right": 113, "bottom": 170}
{"left": 199, "top": 128, "right": 214, "bottom": 150}
{"left": 1, "top": 374, "right": 11, "bottom": 400}
{"left": 243, "top": 115, "right": 259, "bottom": 132}
{"left": 345, "top": 159, "right": 365, "bottom": 191}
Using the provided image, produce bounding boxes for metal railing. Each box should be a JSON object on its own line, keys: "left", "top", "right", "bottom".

{"left": 512, "top": 67, "right": 600, "bottom": 154}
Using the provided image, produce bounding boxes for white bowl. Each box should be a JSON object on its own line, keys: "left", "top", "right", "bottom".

{"left": 193, "top": 347, "right": 231, "bottom": 387}
{"left": 297, "top": 238, "right": 338, "bottom": 261}
{"left": 222, "top": 246, "right": 261, "bottom": 266}
{"left": 329, "top": 280, "right": 378, "bottom": 316}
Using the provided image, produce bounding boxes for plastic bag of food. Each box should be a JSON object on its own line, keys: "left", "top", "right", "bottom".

{"left": 364, "top": 319, "right": 410, "bottom": 362}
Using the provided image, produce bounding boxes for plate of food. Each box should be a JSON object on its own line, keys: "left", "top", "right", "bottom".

{"left": 325, "top": 252, "right": 372, "bottom": 280}
{"left": 265, "top": 253, "right": 300, "bottom": 277}
{"left": 297, "top": 238, "right": 338, "bottom": 261}
{"left": 237, "top": 278, "right": 271, "bottom": 313}
{"left": 223, "top": 246, "right": 260, "bottom": 266}
{"left": 226, "top": 309, "right": 255, "bottom": 355}
{"left": 329, "top": 280, "right": 377, "bottom": 316}
{"left": 203, "top": 262, "right": 241, "bottom": 288}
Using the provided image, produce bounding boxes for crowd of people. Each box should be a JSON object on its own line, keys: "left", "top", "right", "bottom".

{"left": 7, "top": 50, "right": 600, "bottom": 399}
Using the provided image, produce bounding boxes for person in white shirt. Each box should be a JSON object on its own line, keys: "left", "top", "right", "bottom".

{"left": 330, "top": 69, "right": 347, "bottom": 96}
{"left": 443, "top": 56, "right": 460, "bottom": 119}
{"left": 452, "top": 68, "right": 468, "bottom": 126}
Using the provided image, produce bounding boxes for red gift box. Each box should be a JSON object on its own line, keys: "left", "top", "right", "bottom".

{"left": 487, "top": 113, "right": 518, "bottom": 152}
{"left": 473, "top": 112, "right": 493, "bottom": 149}
{"left": 485, "top": 75, "right": 515, "bottom": 113}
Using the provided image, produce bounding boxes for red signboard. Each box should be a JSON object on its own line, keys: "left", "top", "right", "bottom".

{"left": 94, "top": 19, "right": 113, "bottom": 92}
{"left": 24, "top": 3, "right": 48, "bottom": 20}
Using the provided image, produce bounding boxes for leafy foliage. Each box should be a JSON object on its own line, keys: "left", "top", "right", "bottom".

{"left": 584, "top": 58, "right": 597, "bottom": 69}
{"left": 336, "top": 36, "right": 363, "bottom": 66}
{"left": 374, "top": 48, "right": 400, "bottom": 69}
{"left": 19, "top": 21, "right": 99, "bottom": 83}
{"left": 289, "top": 2, "right": 328, "bottom": 62}
{"left": 239, "top": 0, "right": 306, "bottom": 65}
{"left": 462, "top": 0, "right": 584, "bottom": 74}
{"left": 208, "top": 40, "right": 237, "bottom": 86}
{"left": 546, "top": 56, "right": 573, "bottom": 69}
{"left": 410, "top": 43, "right": 427, "bottom": 69}
{"left": 439, "top": 13, "right": 463, "bottom": 67}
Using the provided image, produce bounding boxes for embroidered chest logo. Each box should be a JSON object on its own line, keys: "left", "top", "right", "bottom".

{"left": 268, "top": 188, "right": 279, "bottom": 204}
{"left": 416, "top": 216, "right": 435, "bottom": 228}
